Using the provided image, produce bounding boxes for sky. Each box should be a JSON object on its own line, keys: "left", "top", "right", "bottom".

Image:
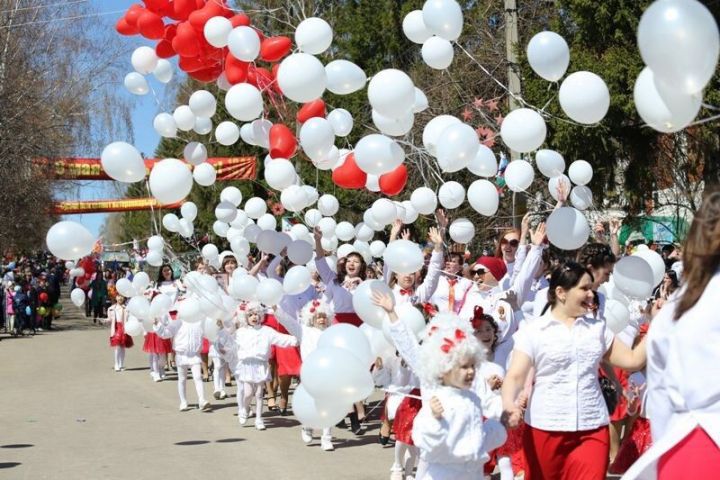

{"left": 59, "top": 0, "right": 177, "bottom": 239}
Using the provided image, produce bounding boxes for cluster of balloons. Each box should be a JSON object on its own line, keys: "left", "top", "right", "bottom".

{"left": 163, "top": 201, "right": 199, "bottom": 238}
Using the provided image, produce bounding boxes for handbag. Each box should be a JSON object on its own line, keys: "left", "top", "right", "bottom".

{"left": 600, "top": 376, "right": 619, "bottom": 415}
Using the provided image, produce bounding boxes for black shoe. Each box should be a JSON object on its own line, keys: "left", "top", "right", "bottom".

{"left": 349, "top": 412, "right": 365, "bottom": 436}
{"left": 378, "top": 434, "right": 390, "bottom": 445}
{"left": 280, "top": 408, "right": 289, "bottom": 416}
{"left": 335, "top": 419, "right": 348, "bottom": 429}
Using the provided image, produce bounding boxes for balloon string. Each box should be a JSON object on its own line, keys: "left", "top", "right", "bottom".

{"left": 382, "top": 389, "right": 423, "bottom": 401}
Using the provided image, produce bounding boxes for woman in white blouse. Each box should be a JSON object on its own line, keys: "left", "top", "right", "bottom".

{"left": 623, "top": 189, "right": 720, "bottom": 480}
{"left": 501, "top": 261, "right": 646, "bottom": 480}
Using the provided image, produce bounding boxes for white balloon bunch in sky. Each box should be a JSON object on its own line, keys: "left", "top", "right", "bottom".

{"left": 124, "top": 46, "right": 173, "bottom": 96}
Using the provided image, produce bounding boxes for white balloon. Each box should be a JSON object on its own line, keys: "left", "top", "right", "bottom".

{"left": 467, "top": 180, "right": 499, "bottom": 217}
{"left": 257, "top": 213, "right": 277, "bottom": 231}
{"left": 365, "top": 174, "right": 380, "bottom": 192}
{"left": 124, "top": 317, "right": 144, "bottom": 336}
{"left": 559, "top": 72, "right": 610, "bottom": 124}
{"left": 300, "top": 117, "right": 335, "bottom": 161}
{"left": 372, "top": 109, "right": 414, "bottom": 137}
{"left": 146, "top": 250, "right": 163, "bottom": 267}
{"left": 216, "top": 72, "right": 232, "bottom": 91}
{"left": 193, "top": 162, "right": 216, "bottom": 186}
{"left": 634, "top": 67, "right": 702, "bottom": 133}
{"left": 354, "top": 134, "right": 404, "bottom": 175}
{"left": 436, "top": 122, "right": 479, "bottom": 173}
{"left": 230, "top": 274, "right": 258, "bottom": 301}
{"left": 127, "top": 296, "right": 151, "bottom": 320}
{"left": 410, "top": 187, "right": 437, "bottom": 215}
{"left": 284, "top": 265, "right": 312, "bottom": 295}
{"left": 252, "top": 119, "right": 273, "bottom": 149}
{"left": 368, "top": 69, "right": 415, "bottom": 119}
{"left": 213, "top": 221, "right": 230, "bottom": 237}
{"left": 526, "top": 31, "right": 570, "bottom": 82}
{"left": 202, "top": 243, "right": 219, "bottom": 261}
{"left": 101, "top": 142, "right": 145, "bottom": 183}
{"left": 115, "top": 278, "right": 137, "bottom": 298}
{"left": 314, "top": 196, "right": 337, "bottom": 218}
{"left": 449, "top": 218, "right": 475, "bottom": 244}
{"left": 327, "top": 109, "right": 354, "bottom": 137}
{"left": 162, "top": 213, "right": 180, "bottom": 232}
{"left": 304, "top": 209, "right": 323, "bottom": 228}
{"left": 216, "top": 121, "right": 240, "bottom": 146}
{"left": 194, "top": 118, "right": 212, "bottom": 135}
{"left": 183, "top": 142, "right": 207, "bottom": 166}
{"left": 225, "top": 83, "right": 263, "bottom": 121}
{"left": 131, "top": 46, "right": 158, "bottom": 74}
{"left": 468, "top": 145, "right": 497, "bottom": 177}
{"left": 178, "top": 218, "right": 194, "bottom": 238}
{"left": 423, "top": 115, "right": 461, "bottom": 156}
{"left": 320, "top": 236, "right": 338, "bottom": 252}
{"left": 548, "top": 175, "right": 571, "bottom": 202}
{"left": 70, "top": 288, "right": 86, "bottom": 307}
{"left": 568, "top": 160, "right": 593, "bottom": 186}
{"left": 181, "top": 202, "right": 198, "bottom": 222}
{"left": 317, "top": 217, "right": 337, "bottom": 237}
{"left": 124, "top": 72, "right": 148, "bottom": 95}
{"left": 150, "top": 293, "right": 173, "bottom": 319}
{"left": 633, "top": 249, "right": 665, "bottom": 288}
{"left": 281, "top": 185, "right": 308, "bottom": 212}
{"left": 570, "top": 185, "right": 593, "bottom": 211}
{"left": 149, "top": 159, "right": 193, "bottom": 205}
{"left": 352, "top": 280, "right": 394, "bottom": 328}
{"left": 301, "top": 346, "right": 374, "bottom": 403}
{"left": 313, "top": 146, "right": 340, "bottom": 171}
{"left": 605, "top": 299, "right": 630, "bottom": 334}
{"left": 363, "top": 210, "right": 384, "bottom": 232}
{"left": 500, "top": 108, "right": 547, "bottom": 153}
{"left": 400, "top": 201, "right": 419, "bottom": 224}
{"left": 422, "top": 36, "right": 454, "bottom": 69}
{"left": 325, "top": 60, "right": 367, "bottom": 95}
{"left": 318, "top": 323, "right": 373, "bottom": 367}
{"left": 613, "top": 256, "right": 655, "bottom": 299}
{"left": 178, "top": 298, "right": 203, "bottom": 323}
{"left": 384, "top": 240, "right": 424, "bottom": 274}
{"left": 422, "top": 0, "right": 463, "bottom": 41}
{"left": 45, "top": 221, "right": 95, "bottom": 260}
{"left": 227, "top": 26, "right": 261, "bottom": 62}
{"left": 244, "top": 224, "right": 261, "bottom": 243}
{"left": 371, "top": 199, "right": 398, "bottom": 226}
{"left": 438, "top": 181, "right": 466, "bottom": 209}
{"left": 546, "top": 207, "right": 590, "bottom": 251}
{"left": 215, "top": 200, "right": 237, "bottom": 223}
{"left": 295, "top": 17, "right": 333, "bottom": 54}
{"left": 504, "top": 160, "right": 535, "bottom": 192}
{"left": 230, "top": 209, "right": 249, "bottom": 228}
{"left": 264, "top": 159, "right": 297, "bottom": 191}
{"left": 152, "top": 59, "right": 173, "bottom": 83}
{"left": 221, "top": 186, "right": 243, "bottom": 206}
{"left": 413, "top": 87, "right": 429, "bottom": 113}
{"left": 256, "top": 278, "right": 284, "bottom": 306}
{"left": 189, "top": 90, "right": 217, "bottom": 118}
{"left": 204, "top": 16, "right": 233, "bottom": 48}
{"left": 535, "top": 149, "right": 565, "bottom": 178}
{"left": 334, "top": 222, "right": 356, "bottom": 242}
{"left": 403, "top": 10, "right": 432, "bottom": 44}
{"left": 153, "top": 113, "right": 176, "bottom": 138}
{"left": 147, "top": 235, "right": 164, "bottom": 251}
{"left": 638, "top": 0, "right": 719, "bottom": 95}
{"left": 230, "top": 236, "right": 250, "bottom": 257}
{"left": 291, "top": 383, "right": 350, "bottom": 429}
{"left": 173, "top": 105, "right": 196, "bottom": 131}
{"left": 355, "top": 223, "right": 375, "bottom": 242}
{"left": 277, "top": 53, "right": 327, "bottom": 103}
{"left": 370, "top": 240, "right": 386, "bottom": 258}
{"left": 287, "top": 240, "right": 313, "bottom": 265}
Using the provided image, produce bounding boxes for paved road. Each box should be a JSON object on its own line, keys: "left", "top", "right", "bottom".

{"left": 0, "top": 296, "right": 395, "bottom": 480}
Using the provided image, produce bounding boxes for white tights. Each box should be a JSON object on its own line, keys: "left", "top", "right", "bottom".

{"left": 149, "top": 353, "right": 166, "bottom": 379}
{"left": 113, "top": 347, "right": 126, "bottom": 369}
{"left": 238, "top": 381, "right": 264, "bottom": 420}
{"left": 178, "top": 364, "right": 206, "bottom": 406}
{"left": 390, "top": 441, "right": 419, "bottom": 476}
{"left": 212, "top": 359, "right": 227, "bottom": 393}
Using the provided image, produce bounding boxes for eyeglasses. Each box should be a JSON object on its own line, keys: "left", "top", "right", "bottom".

{"left": 472, "top": 268, "right": 487, "bottom": 276}
{"left": 501, "top": 238, "right": 519, "bottom": 248}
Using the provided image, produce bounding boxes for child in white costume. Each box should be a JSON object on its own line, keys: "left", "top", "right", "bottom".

{"left": 154, "top": 303, "right": 210, "bottom": 412}
{"left": 107, "top": 295, "right": 134, "bottom": 372}
{"left": 210, "top": 318, "right": 237, "bottom": 400}
{"left": 276, "top": 298, "right": 335, "bottom": 451}
{"left": 374, "top": 291, "right": 507, "bottom": 480}
{"left": 234, "top": 302, "right": 298, "bottom": 430}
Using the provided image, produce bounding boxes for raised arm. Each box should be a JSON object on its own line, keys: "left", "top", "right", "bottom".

{"left": 510, "top": 223, "right": 546, "bottom": 305}
{"left": 248, "top": 253, "right": 270, "bottom": 278}
{"left": 372, "top": 290, "right": 423, "bottom": 376}
{"left": 266, "top": 254, "right": 283, "bottom": 282}
{"left": 608, "top": 218, "right": 622, "bottom": 258}
{"left": 274, "top": 305, "right": 303, "bottom": 342}
{"left": 416, "top": 227, "right": 444, "bottom": 303}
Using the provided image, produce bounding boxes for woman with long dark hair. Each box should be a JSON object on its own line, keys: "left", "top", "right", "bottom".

{"left": 501, "top": 262, "right": 646, "bottom": 479}
{"left": 624, "top": 189, "right": 720, "bottom": 480}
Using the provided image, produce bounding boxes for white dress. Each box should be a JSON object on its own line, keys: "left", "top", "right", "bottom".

{"left": 234, "top": 325, "right": 298, "bottom": 383}
{"left": 154, "top": 319, "right": 203, "bottom": 367}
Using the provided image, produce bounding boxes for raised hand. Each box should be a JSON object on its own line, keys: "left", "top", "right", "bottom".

{"left": 427, "top": 226, "right": 443, "bottom": 246}
{"left": 530, "top": 222, "right": 547, "bottom": 246}
{"left": 430, "top": 396, "right": 444, "bottom": 419}
{"left": 487, "top": 374, "right": 503, "bottom": 391}
{"left": 556, "top": 178, "right": 570, "bottom": 204}
{"left": 435, "top": 209, "right": 449, "bottom": 230}
{"left": 400, "top": 229, "right": 411, "bottom": 241}
{"left": 609, "top": 218, "right": 621, "bottom": 236}
{"left": 521, "top": 212, "right": 531, "bottom": 243}
{"left": 371, "top": 290, "right": 394, "bottom": 313}
{"left": 389, "top": 219, "right": 403, "bottom": 241}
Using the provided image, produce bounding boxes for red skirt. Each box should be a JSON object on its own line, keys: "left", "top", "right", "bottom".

{"left": 608, "top": 417, "right": 652, "bottom": 474}
{"left": 201, "top": 337, "right": 210, "bottom": 355}
{"left": 335, "top": 312, "right": 362, "bottom": 327}
{"left": 109, "top": 322, "right": 134, "bottom": 348}
{"left": 495, "top": 420, "right": 528, "bottom": 475}
{"left": 393, "top": 388, "right": 421, "bottom": 445}
{"left": 143, "top": 332, "right": 173, "bottom": 354}
{"left": 264, "top": 314, "right": 301, "bottom": 376}
{"left": 609, "top": 367, "right": 629, "bottom": 421}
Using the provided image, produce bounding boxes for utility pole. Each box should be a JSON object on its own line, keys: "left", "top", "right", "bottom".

{"left": 504, "top": 0, "right": 525, "bottom": 228}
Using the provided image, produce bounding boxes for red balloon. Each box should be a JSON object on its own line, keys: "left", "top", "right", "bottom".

{"left": 164, "top": 23, "right": 177, "bottom": 41}
{"left": 179, "top": 55, "right": 206, "bottom": 73}
{"left": 144, "top": 0, "right": 170, "bottom": 14}
{"left": 125, "top": 4, "right": 145, "bottom": 27}
{"left": 230, "top": 13, "right": 251, "bottom": 27}
{"left": 172, "top": 22, "right": 200, "bottom": 57}
{"left": 156, "top": 40, "right": 176, "bottom": 58}
{"left": 260, "top": 36, "right": 291, "bottom": 62}
{"left": 269, "top": 124, "right": 297, "bottom": 159}
{"left": 173, "top": 0, "right": 196, "bottom": 21}
{"left": 39, "top": 292, "right": 49, "bottom": 303}
{"left": 253, "top": 27, "right": 266, "bottom": 43}
{"left": 137, "top": 11, "right": 165, "bottom": 40}
{"left": 188, "top": 2, "right": 226, "bottom": 32}
{"left": 379, "top": 164, "right": 408, "bottom": 196}
{"left": 225, "top": 53, "right": 249, "bottom": 84}
{"left": 189, "top": 65, "right": 223, "bottom": 83}
{"left": 247, "top": 65, "right": 273, "bottom": 90}
{"left": 297, "top": 100, "right": 326, "bottom": 123}
{"left": 115, "top": 17, "right": 139, "bottom": 36}
{"left": 332, "top": 153, "right": 367, "bottom": 190}
{"left": 271, "top": 64, "right": 283, "bottom": 94}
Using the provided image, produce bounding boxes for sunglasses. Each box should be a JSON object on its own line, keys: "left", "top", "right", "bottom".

{"left": 472, "top": 268, "right": 487, "bottom": 276}
{"left": 501, "top": 239, "right": 520, "bottom": 248}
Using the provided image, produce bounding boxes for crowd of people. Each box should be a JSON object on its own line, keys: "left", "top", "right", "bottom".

{"left": 6, "top": 188, "right": 717, "bottom": 480}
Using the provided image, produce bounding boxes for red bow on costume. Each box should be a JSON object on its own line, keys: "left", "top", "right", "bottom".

{"left": 471, "top": 306, "right": 485, "bottom": 330}
{"left": 309, "top": 299, "right": 320, "bottom": 313}
{"left": 239, "top": 303, "right": 247, "bottom": 311}
{"left": 440, "top": 329, "right": 467, "bottom": 354}
{"left": 447, "top": 278, "right": 458, "bottom": 286}
{"left": 400, "top": 288, "right": 413, "bottom": 296}
{"left": 422, "top": 303, "right": 438, "bottom": 317}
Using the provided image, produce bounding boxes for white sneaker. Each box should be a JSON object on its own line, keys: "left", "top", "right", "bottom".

{"left": 389, "top": 471, "right": 404, "bottom": 480}
{"left": 238, "top": 411, "right": 248, "bottom": 425}
{"left": 201, "top": 401, "right": 212, "bottom": 412}
{"left": 179, "top": 402, "right": 191, "bottom": 412}
{"left": 213, "top": 391, "right": 221, "bottom": 400}
{"left": 219, "top": 391, "right": 227, "bottom": 400}
{"left": 114, "top": 367, "right": 120, "bottom": 372}
{"left": 301, "top": 428, "right": 313, "bottom": 444}
{"left": 255, "top": 419, "right": 266, "bottom": 431}
{"left": 320, "top": 436, "right": 334, "bottom": 451}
